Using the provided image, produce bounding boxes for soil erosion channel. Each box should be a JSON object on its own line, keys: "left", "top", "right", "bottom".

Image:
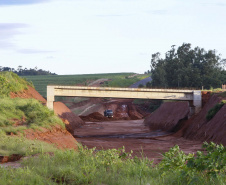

{"left": 74, "top": 119, "right": 202, "bottom": 162}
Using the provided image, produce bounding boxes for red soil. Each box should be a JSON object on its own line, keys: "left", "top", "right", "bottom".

{"left": 10, "top": 86, "right": 46, "bottom": 104}
{"left": 143, "top": 101, "right": 190, "bottom": 131}
{"left": 80, "top": 112, "right": 110, "bottom": 122}
{"left": 202, "top": 91, "right": 212, "bottom": 106}
{"left": 143, "top": 92, "right": 226, "bottom": 145}
{"left": 75, "top": 120, "right": 203, "bottom": 162}
{"left": 79, "top": 100, "right": 144, "bottom": 122}
{"left": 24, "top": 125, "right": 78, "bottom": 150}
{"left": 0, "top": 154, "right": 22, "bottom": 163}
{"left": 54, "top": 102, "right": 85, "bottom": 133}
{"left": 9, "top": 86, "right": 80, "bottom": 150}
{"left": 182, "top": 94, "right": 226, "bottom": 145}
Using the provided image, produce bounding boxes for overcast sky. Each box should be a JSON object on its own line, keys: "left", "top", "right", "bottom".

{"left": 0, "top": 0, "right": 225, "bottom": 75}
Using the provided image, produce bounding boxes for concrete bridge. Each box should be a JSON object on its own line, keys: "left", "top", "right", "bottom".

{"left": 47, "top": 85, "right": 202, "bottom": 114}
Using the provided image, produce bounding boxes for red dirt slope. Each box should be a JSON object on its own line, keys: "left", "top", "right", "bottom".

{"left": 54, "top": 102, "right": 84, "bottom": 134}
{"left": 182, "top": 94, "right": 226, "bottom": 145}
{"left": 143, "top": 101, "right": 190, "bottom": 132}
{"left": 10, "top": 86, "right": 46, "bottom": 104}
{"left": 24, "top": 125, "right": 78, "bottom": 150}
{"left": 10, "top": 86, "right": 79, "bottom": 150}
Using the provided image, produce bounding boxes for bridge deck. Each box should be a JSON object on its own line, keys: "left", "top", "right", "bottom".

{"left": 47, "top": 85, "right": 202, "bottom": 113}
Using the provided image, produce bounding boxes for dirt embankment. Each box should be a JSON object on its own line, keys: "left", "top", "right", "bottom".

{"left": 79, "top": 99, "right": 146, "bottom": 122}
{"left": 143, "top": 92, "right": 226, "bottom": 145}
{"left": 9, "top": 86, "right": 80, "bottom": 150}
{"left": 182, "top": 93, "right": 226, "bottom": 145}
{"left": 54, "top": 102, "right": 85, "bottom": 133}
{"left": 143, "top": 101, "right": 190, "bottom": 132}
{"left": 10, "top": 86, "right": 46, "bottom": 104}
{"left": 24, "top": 125, "right": 78, "bottom": 150}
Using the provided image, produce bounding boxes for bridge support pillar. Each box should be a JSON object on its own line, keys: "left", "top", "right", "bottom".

{"left": 47, "top": 86, "right": 55, "bottom": 110}
{"left": 193, "top": 90, "right": 202, "bottom": 114}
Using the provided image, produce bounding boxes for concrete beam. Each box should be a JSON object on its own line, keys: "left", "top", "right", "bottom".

{"left": 47, "top": 86, "right": 202, "bottom": 114}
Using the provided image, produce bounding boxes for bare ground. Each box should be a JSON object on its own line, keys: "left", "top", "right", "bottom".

{"left": 74, "top": 119, "right": 203, "bottom": 163}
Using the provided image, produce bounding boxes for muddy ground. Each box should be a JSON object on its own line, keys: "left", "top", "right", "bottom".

{"left": 74, "top": 119, "right": 203, "bottom": 163}
{"left": 63, "top": 95, "right": 206, "bottom": 162}
{"left": 9, "top": 84, "right": 224, "bottom": 164}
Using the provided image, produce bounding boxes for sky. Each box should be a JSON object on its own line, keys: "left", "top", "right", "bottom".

{"left": 0, "top": 0, "right": 226, "bottom": 75}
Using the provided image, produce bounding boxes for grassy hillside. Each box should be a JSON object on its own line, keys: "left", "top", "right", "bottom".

{"left": 0, "top": 97, "right": 65, "bottom": 134}
{"left": 22, "top": 73, "right": 150, "bottom": 98}
{"left": 0, "top": 72, "right": 64, "bottom": 134}
{"left": 0, "top": 72, "right": 33, "bottom": 97}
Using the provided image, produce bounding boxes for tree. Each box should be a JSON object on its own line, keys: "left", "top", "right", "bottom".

{"left": 150, "top": 43, "right": 225, "bottom": 89}
{"left": 0, "top": 66, "right": 57, "bottom": 76}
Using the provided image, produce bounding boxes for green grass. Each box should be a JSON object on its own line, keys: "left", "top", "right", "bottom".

{"left": 0, "top": 97, "right": 65, "bottom": 134}
{"left": 22, "top": 73, "right": 149, "bottom": 98}
{"left": 0, "top": 143, "right": 225, "bottom": 185}
{"left": 0, "top": 72, "right": 33, "bottom": 97}
{"left": 206, "top": 100, "right": 226, "bottom": 121}
{"left": 103, "top": 74, "right": 150, "bottom": 88}
{"left": 0, "top": 132, "right": 58, "bottom": 156}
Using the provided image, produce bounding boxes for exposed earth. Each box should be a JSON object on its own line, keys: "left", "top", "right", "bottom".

{"left": 3, "top": 79, "right": 226, "bottom": 166}
{"left": 74, "top": 119, "right": 203, "bottom": 163}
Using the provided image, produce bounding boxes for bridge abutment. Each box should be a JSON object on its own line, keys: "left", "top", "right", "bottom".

{"left": 47, "top": 86, "right": 55, "bottom": 110}
{"left": 193, "top": 90, "right": 202, "bottom": 114}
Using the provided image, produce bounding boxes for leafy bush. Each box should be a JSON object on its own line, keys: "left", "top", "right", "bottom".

{"left": 187, "top": 142, "right": 226, "bottom": 176}
{"left": 206, "top": 101, "right": 225, "bottom": 121}
{"left": 158, "top": 145, "right": 194, "bottom": 171}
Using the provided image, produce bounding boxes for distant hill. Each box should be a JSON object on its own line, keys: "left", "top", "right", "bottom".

{"left": 0, "top": 66, "right": 57, "bottom": 76}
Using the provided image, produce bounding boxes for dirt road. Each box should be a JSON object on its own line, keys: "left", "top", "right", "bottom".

{"left": 74, "top": 120, "right": 203, "bottom": 163}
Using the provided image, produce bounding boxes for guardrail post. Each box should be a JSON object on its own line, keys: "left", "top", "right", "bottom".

{"left": 47, "top": 86, "right": 55, "bottom": 110}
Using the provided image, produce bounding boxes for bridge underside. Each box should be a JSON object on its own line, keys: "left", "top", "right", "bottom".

{"left": 47, "top": 86, "right": 202, "bottom": 114}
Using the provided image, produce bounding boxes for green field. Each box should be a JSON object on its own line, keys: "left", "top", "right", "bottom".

{"left": 22, "top": 73, "right": 150, "bottom": 98}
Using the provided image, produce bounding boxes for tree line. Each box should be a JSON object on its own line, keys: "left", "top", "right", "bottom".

{"left": 149, "top": 43, "right": 226, "bottom": 89}
{"left": 0, "top": 66, "right": 57, "bottom": 76}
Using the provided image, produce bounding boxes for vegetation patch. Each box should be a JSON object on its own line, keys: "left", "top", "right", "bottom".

{"left": 0, "top": 98, "right": 65, "bottom": 134}
{"left": 0, "top": 132, "right": 58, "bottom": 156}
{"left": 0, "top": 72, "right": 33, "bottom": 97}
{"left": 103, "top": 74, "right": 149, "bottom": 88}
{"left": 0, "top": 142, "right": 225, "bottom": 185}
{"left": 206, "top": 101, "right": 225, "bottom": 121}
{"left": 150, "top": 43, "right": 225, "bottom": 89}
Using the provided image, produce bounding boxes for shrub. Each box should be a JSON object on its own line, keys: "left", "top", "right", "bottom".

{"left": 206, "top": 101, "right": 225, "bottom": 121}
{"left": 158, "top": 145, "right": 194, "bottom": 172}
{"left": 187, "top": 142, "right": 226, "bottom": 176}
